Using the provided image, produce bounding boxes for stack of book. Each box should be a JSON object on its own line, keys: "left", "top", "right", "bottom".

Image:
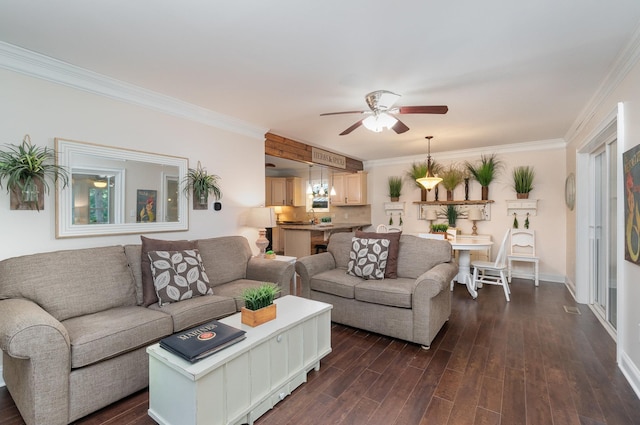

{"left": 160, "top": 320, "right": 246, "bottom": 363}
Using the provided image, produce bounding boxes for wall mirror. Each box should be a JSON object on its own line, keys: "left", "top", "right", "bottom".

{"left": 55, "top": 138, "right": 189, "bottom": 238}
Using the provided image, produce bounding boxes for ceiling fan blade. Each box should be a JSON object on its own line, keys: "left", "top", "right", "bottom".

{"left": 398, "top": 105, "right": 448, "bottom": 114}
{"left": 339, "top": 120, "right": 363, "bottom": 136}
{"left": 392, "top": 118, "right": 410, "bottom": 134}
{"left": 320, "top": 110, "right": 367, "bottom": 116}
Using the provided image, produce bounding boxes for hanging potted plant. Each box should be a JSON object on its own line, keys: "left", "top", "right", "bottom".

{"left": 512, "top": 166, "right": 535, "bottom": 199}
{"left": 182, "top": 161, "right": 222, "bottom": 210}
{"left": 440, "top": 164, "right": 464, "bottom": 201}
{"left": 465, "top": 154, "right": 502, "bottom": 200}
{"left": 0, "top": 134, "right": 69, "bottom": 211}
{"left": 240, "top": 282, "right": 280, "bottom": 327}
{"left": 388, "top": 176, "right": 403, "bottom": 202}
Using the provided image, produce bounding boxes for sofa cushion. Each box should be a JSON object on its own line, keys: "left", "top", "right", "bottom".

{"left": 140, "top": 236, "right": 198, "bottom": 307}
{"left": 148, "top": 249, "right": 213, "bottom": 306}
{"left": 0, "top": 246, "right": 136, "bottom": 322}
{"left": 355, "top": 230, "right": 402, "bottom": 278}
{"left": 396, "top": 235, "right": 453, "bottom": 279}
{"left": 347, "top": 237, "right": 390, "bottom": 280}
{"left": 354, "top": 277, "right": 415, "bottom": 308}
{"left": 148, "top": 295, "right": 237, "bottom": 332}
{"left": 62, "top": 306, "right": 173, "bottom": 368}
{"left": 328, "top": 232, "right": 357, "bottom": 269}
{"left": 309, "top": 268, "right": 362, "bottom": 299}
{"left": 197, "top": 236, "right": 252, "bottom": 287}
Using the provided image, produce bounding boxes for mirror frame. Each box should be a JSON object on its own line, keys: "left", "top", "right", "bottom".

{"left": 55, "top": 138, "right": 189, "bottom": 238}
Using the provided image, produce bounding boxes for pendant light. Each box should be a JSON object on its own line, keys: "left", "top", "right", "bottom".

{"left": 330, "top": 170, "right": 336, "bottom": 196}
{"left": 319, "top": 167, "right": 325, "bottom": 196}
{"left": 416, "top": 136, "right": 443, "bottom": 190}
{"left": 306, "top": 165, "right": 313, "bottom": 196}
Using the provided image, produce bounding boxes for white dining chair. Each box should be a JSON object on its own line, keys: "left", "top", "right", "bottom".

{"left": 470, "top": 229, "right": 511, "bottom": 301}
{"left": 507, "top": 229, "right": 539, "bottom": 286}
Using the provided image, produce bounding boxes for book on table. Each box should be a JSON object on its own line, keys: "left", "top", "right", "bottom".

{"left": 160, "top": 320, "right": 246, "bottom": 362}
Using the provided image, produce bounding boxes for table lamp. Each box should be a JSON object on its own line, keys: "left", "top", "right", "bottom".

{"left": 424, "top": 208, "right": 438, "bottom": 231}
{"left": 468, "top": 207, "right": 483, "bottom": 236}
{"left": 248, "top": 207, "right": 278, "bottom": 257}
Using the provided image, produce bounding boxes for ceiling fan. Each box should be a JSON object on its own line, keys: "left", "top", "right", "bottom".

{"left": 320, "top": 90, "right": 448, "bottom": 135}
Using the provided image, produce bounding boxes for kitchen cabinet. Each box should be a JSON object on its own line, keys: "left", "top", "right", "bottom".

{"left": 266, "top": 177, "right": 304, "bottom": 207}
{"left": 330, "top": 172, "right": 367, "bottom": 206}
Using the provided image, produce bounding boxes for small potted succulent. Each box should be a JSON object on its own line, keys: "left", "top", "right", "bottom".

{"left": 430, "top": 223, "right": 449, "bottom": 236}
{"left": 240, "top": 282, "right": 281, "bottom": 327}
{"left": 264, "top": 250, "right": 276, "bottom": 260}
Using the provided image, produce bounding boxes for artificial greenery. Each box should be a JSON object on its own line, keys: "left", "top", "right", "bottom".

{"left": 430, "top": 223, "right": 449, "bottom": 233}
{"left": 440, "top": 164, "right": 464, "bottom": 191}
{"left": 0, "top": 135, "right": 69, "bottom": 210}
{"left": 513, "top": 213, "right": 519, "bottom": 229}
{"left": 241, "top": 282, "right": 280, "bottom": 311}
{"left": 465, "top": 154, "right": 503, "bottom": 186}
{"left": 512, "top": 165, "right": 535, "bottom": 194}
{"left": 406, "top": 160, "right": 442, "bottom": 189}
{"left": 442, "top": 204, "right": 459, "bottom": 227}
{"left": 388, "top": 176, "right": 403, "bottom": 198}
{"left": 182, "top": 161, "right": 222, "bottom": 202}
{"left": 525, "top": 213, "right": 530, "bottom": 229}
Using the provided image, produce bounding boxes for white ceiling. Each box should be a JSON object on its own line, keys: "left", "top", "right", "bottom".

{"left": 1, "top": 1, "right": 640, "bottom": 160}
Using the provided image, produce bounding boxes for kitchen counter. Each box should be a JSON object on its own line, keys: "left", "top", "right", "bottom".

{"left": 279, "top": 222, "right": 371, "bottom": 258}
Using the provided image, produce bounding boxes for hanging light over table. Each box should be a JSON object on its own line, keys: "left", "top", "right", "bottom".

{"left": 416, "top": 136, "right": 443, "bottom": 190}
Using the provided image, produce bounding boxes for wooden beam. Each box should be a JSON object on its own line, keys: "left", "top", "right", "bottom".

{"left": 265, "top": 132, "right": 363, "bottom": 172}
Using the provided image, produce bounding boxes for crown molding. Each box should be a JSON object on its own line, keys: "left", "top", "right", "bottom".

{"left": 565, "top": 22, "right": 640, "bottom": 144}
{"left": 364, "top": 138, "right": 566, "bottom": 168}
{"left": 0, "top": 42, "right": 267, "bottom": 139}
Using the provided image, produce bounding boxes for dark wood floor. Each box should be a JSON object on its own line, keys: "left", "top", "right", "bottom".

{"left": 1, "top": 279, "right": 639, "bottom": 425}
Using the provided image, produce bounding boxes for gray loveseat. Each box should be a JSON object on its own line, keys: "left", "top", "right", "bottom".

{"left": 295, "top": 232, "right": 457, "bottom": 348}
{"left": 0, "top": 235, "right": 294, "bottom": 425}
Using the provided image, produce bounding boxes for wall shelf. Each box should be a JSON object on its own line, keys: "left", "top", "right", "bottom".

{"left": 413, "top": 200, "right": 495, "bottom": 206}
{"left": 416, "top": 200, "right": 493, "bottom": 221}
{"left": 506, "top": 199, "right": 537, "bottom": 216}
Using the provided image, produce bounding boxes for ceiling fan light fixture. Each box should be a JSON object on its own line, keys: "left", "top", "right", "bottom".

{"left": 362, "top": 113, "right": 398, "bottom": 132}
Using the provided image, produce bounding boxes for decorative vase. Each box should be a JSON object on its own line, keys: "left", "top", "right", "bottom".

{"left": 434, "top": 185, "right": 439, "bottom": 201}
{"left": 421, "top": 188, "right": 427, "bottom": 202}
{"left": 481, "top": 186, "right": 489, "bottom": 200}
{"left": 516, "top": 192, "right": 529, "bottom": 199}
{"left": 447, "top": 190, "right": 453, "bottom": 201}
{"left": 464, "top": 178, "right": 469, "bottom": 201}
{"left": 390, "top": 196, "right": 399, "bottom": 202}
{"left": 241, "top": 304, "right": 276, "bottom": 327}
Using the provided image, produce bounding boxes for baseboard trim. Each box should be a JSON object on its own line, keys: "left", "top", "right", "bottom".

{"left": 620, "top": 351, "right": 640, "bottom": 400}
{"left": 0, "top": 366, "right": 4, "bottom": 388}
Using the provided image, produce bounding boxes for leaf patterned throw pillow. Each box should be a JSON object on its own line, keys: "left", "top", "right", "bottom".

{"left": 148, "top": 249, "right": 213, "bottom": 306}
{"left": 346, "top": 237, "right": 390, "bottom": 280}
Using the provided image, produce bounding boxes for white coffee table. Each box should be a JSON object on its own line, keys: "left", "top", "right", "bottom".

{"left": 147, "top": 295, "right": 332, "bottom": 425}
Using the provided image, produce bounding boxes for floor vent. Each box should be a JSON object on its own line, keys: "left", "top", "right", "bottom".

{"left": 564, "top": 305, "right": 581, "bottom": 315}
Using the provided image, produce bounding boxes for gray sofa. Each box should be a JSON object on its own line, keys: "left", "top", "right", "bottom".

{"left": 0, "top": 235, "right": 294, "bottom": 425}
{"left": 295, "top": 232, "right": 457, "bottom": 348}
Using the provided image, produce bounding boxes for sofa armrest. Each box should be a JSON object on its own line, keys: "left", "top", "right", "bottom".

{"left": 413, "top": 262, "right": 458, "bottom": 300}
{"left": 0, "top": 299, "right": 71, "bottom": 425}
{"left": 246, "top": 257, "right": 295, "bottom": 296}
{"left": 295, "top": 252, "right": 336, "bottom": 299}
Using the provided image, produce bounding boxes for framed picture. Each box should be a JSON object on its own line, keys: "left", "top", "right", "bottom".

{"left": 623, "top": 144, "right": 640, "bottom": 264}
{"left": 137, "top": 189, "right": 157, "bottom": 223}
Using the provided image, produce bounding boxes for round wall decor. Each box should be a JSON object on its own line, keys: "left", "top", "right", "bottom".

{"left": 565, "top": 173, "right": 575, "bottom": 210}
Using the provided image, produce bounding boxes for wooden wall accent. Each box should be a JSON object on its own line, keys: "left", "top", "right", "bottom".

{"left": 265, "top": 132, "right": 363, "bottom": 172}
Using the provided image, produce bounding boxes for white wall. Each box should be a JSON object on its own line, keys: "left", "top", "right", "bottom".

{"left": 0, "top": 68, "right": 266, "bottom": 261}
{"left": 565, "top": 43, "right": 640, "bottom": 394}
{"left": 365, "top": 142, "right": 567, "bottom": 282}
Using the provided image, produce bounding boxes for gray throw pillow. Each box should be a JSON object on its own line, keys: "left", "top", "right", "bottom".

{"left": 148, "top": 249, "right": 213, "bottom": 306}
{"left": 347, "top": 237, "right": 390, "bottom": 280}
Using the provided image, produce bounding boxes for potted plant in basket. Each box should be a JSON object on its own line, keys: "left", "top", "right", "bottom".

{"left": 512, "top": 165, "right": 535, "bottom": 199}
{"left": 241, "top": 283, "right": 281, "bottom": 327}
{"left": 465, "top": 154, "right": 502, "bottom": 200}
{"left": 388, "top": 176, "right": 403, "bottom": 202}
{"left": 0, "top": 134, "right": 69, "bottom": 211}
{"left": 440, "top": 164, "right": 464, "bottom": 201}
{"left": 182, "top": 161, "right": 222, "bottom": 209}
{"left": 430, "top": 223, "right": 449, "bottom": 236}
